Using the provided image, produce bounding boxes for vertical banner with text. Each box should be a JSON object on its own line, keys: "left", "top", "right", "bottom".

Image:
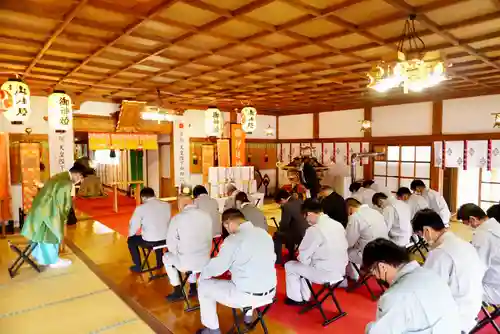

{"left": 231, "top": 124, "right": 246, "bottom": 166}
{"left": 20, "top": 143, "right": 40, "bottom": 213}
{"left": 173, "top": 120, "right": 191, "bottom": 187}
{"left": 217, "top": 139, "right": 230, "bottom": 167}
{"left": 202, "top": 145, "right": 215, "bottom": 184}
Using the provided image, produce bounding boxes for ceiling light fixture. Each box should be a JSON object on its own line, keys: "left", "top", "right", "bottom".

{"left": 367, "top": 14, "right": 448, "bottom": 94}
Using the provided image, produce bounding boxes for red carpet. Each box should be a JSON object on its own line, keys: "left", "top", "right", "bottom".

{"left": 74, "top": 196, "right": 498, "bottom": 333}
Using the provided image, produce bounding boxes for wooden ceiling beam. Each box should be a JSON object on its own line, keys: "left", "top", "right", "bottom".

{"left": 23, "top": 0, "right": 88, "bottom": 78}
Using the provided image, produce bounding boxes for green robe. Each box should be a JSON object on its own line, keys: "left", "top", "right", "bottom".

{"left": 21, "top": 172, "right": 73, "bottom": 244}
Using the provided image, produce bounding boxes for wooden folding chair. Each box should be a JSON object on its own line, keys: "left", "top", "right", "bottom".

{"left": 299, "top": 278, "right": 347, "bottom": 327}
{"left": 8, "top": 241, "right": 41, "bottom": 278}
{"left": 346, "top": 262, "right": 385, "bottom": 301}
{"left": 470, "top": 303, "right": 500, "bottom": 334}
{"left": 227, "top": 299, "right": 275, "bottom": 334}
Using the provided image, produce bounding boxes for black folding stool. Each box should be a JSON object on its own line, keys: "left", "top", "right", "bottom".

{"left": 227, "top": 299, "right": 275, "bottom": 334}
{"left": 211, "top": 235, "right": 223, "bottom": 258}
{"left": 139, "top": 242, "right": 167, "bottom": 281}
{"left": 347, "top": 262, "right": 385, "bottom": 301}
{"left": 299, "top": 278, "right": 347, "bottom": 327}
{"left": 169, "top": 270, "right": 200, "bottom": 312}
{"left": 8, "top": 241, "right": 41, "bottom": 278}
{"left": 470, "top": 303, "right": 500, "bottom": 334}
{"left": 406, "top": 235, "right": 428, "bottom": 262}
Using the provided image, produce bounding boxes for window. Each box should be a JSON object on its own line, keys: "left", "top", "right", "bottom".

{"left": 373, "top": 145, "right": 432, "bottom": 193}
{"left": 480, "top": 169, "right": 500, "bottom": 212}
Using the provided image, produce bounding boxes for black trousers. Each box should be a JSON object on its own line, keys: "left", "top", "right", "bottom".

{"left": 127, "top": 235, "right": 165, "bottom": 268}
{"left": 273, "top": 232, "right": 299, "bottom": 264}
{"left": 67, "top": 207, "right": 77, "bottom": 226}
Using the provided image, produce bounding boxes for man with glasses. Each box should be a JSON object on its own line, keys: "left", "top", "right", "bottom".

{"left": 362, "top": 238, "right": 461, "bottom": 333}
{"left": 196, "top": 209, "right": 277, "bottom": 334}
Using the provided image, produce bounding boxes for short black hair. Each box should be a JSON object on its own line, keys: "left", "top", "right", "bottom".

{"left": 69, "top": 162, "right": 87, "bottom": 175}
{"left": 396, "top": 187, "right": 412, "bottom": 197}
{"left": 349, "top": 182, "right": 362, "bottom": 193}
{"left": 457, "top": 203, "right": 487, "bottom": 221}
{"left": 235, "top": 191, "right": 250, "bottom": 203}
{"left": 412, "top": 208, "right": 446, "bottom": 232}
{"left": 274, "top": 188, "right": 290, "bottom": 203}
{"left": 362, "top": 238, "right": 410, "bottom": 270}
{"left": 301, "top": 198, "right": 323, "bottom": 214}
{"left": 345, "top": 197, "right": 361, "bottom": 208}
{"left": 410, "top": 179, "right": 426, "bottom": 191}
{"left": 363, "top": 180, "right": 375, "bottom": 188}
{"left": 486, "top": 204, "right": 500, "bottom": 222}
{"left": 140, "top": 187, "right": 155, "bottom": 198}
{"left": 222, "top": 208, "right": 245, "bottom": 222}
{"left": 372, "top": 192, "right": 388, "bottom": 206}
{"left": 192, "top": 185, "right": 208, "bottom": 198}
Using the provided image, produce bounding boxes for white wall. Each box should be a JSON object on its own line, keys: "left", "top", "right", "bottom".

{"left": 319, "top": 109, "right": 364, "bottom": 138}
{"left": 76, "top": 101, "right": 119, "bottom": 117}
{"left": 372, "top": 102, "right": 433, "bottom": 137}
{"left": 146, "top": 150, "right": 160, "bottom": 196}
{"left": 443, "top": 95, "right": 500, "bottom": 134}
{"left": 278, "top": 114, "right": 313, "bottom": 139}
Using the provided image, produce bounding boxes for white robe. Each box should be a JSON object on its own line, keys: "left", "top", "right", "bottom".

{"left": 472, "top": 218, "right": 500, "bottom": 305}
{"left": 424, "top": 232, "right": 486, "bottom": 332}
{"left": 361, "top": 187, "right": 377, "bottom": 207}
{"left": 346, "top": 205, "right": 388, "bottom": 264}
{"left": 406, "top": 194, "right": 429, "bottom": 218}
{"left": 421, "top": 189, "right": 451, "bottom": 225}
{"left": 382, "top": 198, "right": 412, "bottom": 246}
{"left": 366, "top": 261, "right": 461, "bottom": 334}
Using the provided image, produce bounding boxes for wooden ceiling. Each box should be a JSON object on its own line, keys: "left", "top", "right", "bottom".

{"left": 2, "top": 0, "right": 500, "bottom": 114}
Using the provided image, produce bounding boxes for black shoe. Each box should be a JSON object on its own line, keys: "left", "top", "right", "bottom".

{"left": 129, "top": 265, "right": 142, "bottom": 273}
{"left": 284, "top": 297, "right": 306, "bottom": 306}
{"left": 189, "top": 283, "right": 198, "bottom": 297}
{"left": 166, "top": 286, "right": 184, "bottom": 302}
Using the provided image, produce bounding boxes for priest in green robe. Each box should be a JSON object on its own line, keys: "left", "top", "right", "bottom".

{"left": 21, "top": 163, "right": 86, "bottom": 268}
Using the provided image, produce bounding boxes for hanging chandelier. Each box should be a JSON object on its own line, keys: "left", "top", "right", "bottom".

{"left": 141, "top": 89, "right": 183, "bottom": 122}
{"left": 367, "top": 14, "right": 448, "bottom": 94}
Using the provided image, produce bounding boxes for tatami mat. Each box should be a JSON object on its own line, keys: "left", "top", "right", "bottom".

{"left": 0, "top": 238, "right": 154, "bottom": 334}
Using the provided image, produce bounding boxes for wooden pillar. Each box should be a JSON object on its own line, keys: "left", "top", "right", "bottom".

{"left": 275, "top": 116, "right": 280, "bottom": 192}
{"left": 430, "top": 100, "right": 443, "bottom": 192}
{"left": 313, "top": 112, "right": 319, "bottom": 139}
{"left": 363, "top": 106, "right": 373, "bottom": 180}
{"left": 230, "top": 108, "right": 237, "bottom": 123}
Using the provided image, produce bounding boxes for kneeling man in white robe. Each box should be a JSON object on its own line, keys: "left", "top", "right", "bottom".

{"left": 284, "top": 199, "right": 348, "bottom": 305}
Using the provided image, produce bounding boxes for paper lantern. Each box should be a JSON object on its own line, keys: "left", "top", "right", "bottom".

{"left": 1, "top": 78, "right": 31, "bottom": 124}
{"left": 0, "top": 90, "right": 13, "bottom": 111}
{"left": 241, "top": 106, "right": 257, "bottom": 133}
{"left": 205, "top": 107, "right": 223, "bottom": 137}
{"left": 48, "top": 90, "right": 72, "bottom": 133}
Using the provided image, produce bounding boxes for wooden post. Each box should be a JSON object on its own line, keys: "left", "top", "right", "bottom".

{"left": 363, "top": 106, "right": 373, "bottom": 180}
{"left": 430, "top": 100, "right": 443, "bottom": 192}
{"left": 113, "top": 184, "right": 118, "bottom": 213}
{"left": 135, "top": 184, "right": 141, "bottom": 206}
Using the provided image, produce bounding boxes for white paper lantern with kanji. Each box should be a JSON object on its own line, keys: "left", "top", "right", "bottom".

{"left": 241, "top": 106, "right": 257, "bottom": 133}
{"left": 205, "top": 107, "right": 223, "bottom": 137}
{"left": 48, "top": 90, "right": 72, "bottom": 132}
{"left": 1, "top": 78, "right": 31, "bottom": 124}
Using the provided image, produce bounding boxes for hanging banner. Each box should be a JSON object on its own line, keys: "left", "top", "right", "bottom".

{"left": 0, "top": 133, "right": 12, "bottom": 221}
{"left": 444, "top": 141, "right": 464, "bottom": 168}
{"left": 217, "top": 139, "right": 230, "bottom": 167}
{"left": 139, "top": 134, "right": 158, "bottom": 150}
{"left": 231, "top": 123, "right": 245, "bottom": 166}
{"left": 173, "top": 120, "right": 190, "bottom": 186}
{"left": 20, "top": 143, "right": 40, "bottom": 213}
{"left": 89, "top": 133, "right": 110, "bottom": 150}
{"left": 202, "top": 145, "right": 215, "bottom": 184}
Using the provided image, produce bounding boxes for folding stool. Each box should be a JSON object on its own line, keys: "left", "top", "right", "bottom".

{"left": 8, "top": 241, "right": 41, "bottom": 278}
{"left": 299, "top": 278, "right": 347, "bottom": 327}
{"left": 346, "top": 262, "right": 385, "bottom": 301}
{"left": 139, "top": 242, "right": 167, "bottom": 281}
{"left": 211, "top": 235, "right": 223, "bottom": 258}
{"left": 227, "top": 298, "right": 275, "bottom": 334}
{"left": 470, "top": 303, "right": 500, "bottom": 334}
{"left": 171, "top": 270, "right": 200, "bottom": 312}
{"left": 406, "top": 235, "right": 428, "bottom": 262}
